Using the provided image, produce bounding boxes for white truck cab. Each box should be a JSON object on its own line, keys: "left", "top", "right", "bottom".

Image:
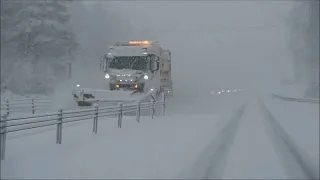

{"left": 73, "top": 40, "right": 172, "bottom": 106}
{"left": 101, "top": 40, "right": 172, "bottom": 95}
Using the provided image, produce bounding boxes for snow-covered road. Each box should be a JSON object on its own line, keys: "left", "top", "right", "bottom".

{"left": 222, "top": 100, "right": 287, "bottom": 179}
{"left": 1, "top": 93, "right": 318, "bottom": 179}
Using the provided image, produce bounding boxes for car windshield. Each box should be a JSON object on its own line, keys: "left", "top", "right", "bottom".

{"left": 108, "top": 56, "right": 147, "bottom": 71}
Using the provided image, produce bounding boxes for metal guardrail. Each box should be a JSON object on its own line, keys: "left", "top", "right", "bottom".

{"left": 270, "top": 94, "right": 320, "bottom": 104}
{"left": 0, "top": 93, "right": 167, "bottom": 160}
{"left": 1, "top": 98, "right": 52, "bottom": 116}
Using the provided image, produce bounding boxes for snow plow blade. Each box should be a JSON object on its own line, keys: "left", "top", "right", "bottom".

{"left": 72, "top": 88, "right": 158, "bottom": 107}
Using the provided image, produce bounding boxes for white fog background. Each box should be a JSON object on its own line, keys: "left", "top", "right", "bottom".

{"left": 1, "top": 0, "right": 319, "bottom": 101}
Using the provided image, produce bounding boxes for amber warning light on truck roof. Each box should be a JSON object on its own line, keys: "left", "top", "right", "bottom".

{"left": 128, "top": 41, "right": 150, "bottom": 45}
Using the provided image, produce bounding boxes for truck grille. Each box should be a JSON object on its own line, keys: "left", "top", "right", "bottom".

{"left": 119, "top": 84, "right": 133, "bottom": 88}
{"left": 116, "top": 83, "right": 139, "bottom": 90}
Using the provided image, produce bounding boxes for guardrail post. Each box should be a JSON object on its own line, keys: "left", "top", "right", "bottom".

{"left": 6, "top": 99, "right": 9, "bottom": 116}
{"left": 151, "top": 100, "right": 155, "bottom": 119}
{"left": 0, "top": 115, "right": 8, "bottom": 160}
{"left": 56, "top": 109, "right": 63, "bottom": 144}
{"left": 93, "top": 104, "right": 98, "bottom": 134}
{"left": 162, "top": 92, "right": 166, "bottom": 116}
{"left": 100, "top": 56, "right": 103, "bottom": 72}
{"left": 136, "top": 101, "right": 140, "bottom": 123}
{"left": 118, "top": 103, "right": 123, "bottom": 128}
{"left": 148, "top": 101, "right": 152, "bottom": 116}
{"left": 32, "top": 99, "right": 35, "bottom": 114}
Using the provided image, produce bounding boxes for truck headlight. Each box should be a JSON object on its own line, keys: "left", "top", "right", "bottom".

{"left": 144, "top": 75, "right": 149, "bottom": 80}
{"left": 105, "top": 74, "right": 110, "bottom": 79}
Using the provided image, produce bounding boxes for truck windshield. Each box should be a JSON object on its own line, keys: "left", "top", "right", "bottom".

{"left": 108, "top": 56, "right": 147, "bottom": 71}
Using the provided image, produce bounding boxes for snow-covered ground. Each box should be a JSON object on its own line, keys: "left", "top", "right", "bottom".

{"left": 1, "top": 114, "right": 223, "bottom": 179}
{"left": 222, "top": 100, "right": 287, "bottom": 179}
{"left": 1, "top": 90, "right": 318, "bottom": 179}
{"left": 263, "top": 95, "right": 319, "bottom": 174}
{"left": 1, "top": 90, "right": 246, "bottom": 179}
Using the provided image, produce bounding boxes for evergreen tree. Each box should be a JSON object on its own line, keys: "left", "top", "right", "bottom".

{"left": 287, "top": 0, "right": 319, "bottom": 98}
{"left": 1, "top": 0, "right": 78, "bottom": 94}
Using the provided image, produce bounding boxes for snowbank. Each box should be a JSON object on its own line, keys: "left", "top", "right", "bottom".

{"left": 269, "top": 81, "right": 306, "bottom": 99}
{"left": 270, "top": 80, "right": 319, "bottom": 100}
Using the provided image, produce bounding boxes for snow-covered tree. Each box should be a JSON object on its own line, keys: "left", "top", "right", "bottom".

{"left": 1, "top": 0, "right": 27, "bottom": 86}
{"left": 287, "top": 0, "right": 319, "bottom": 98}
{"left": 1, "top": 0, "right": 78, "bottom": 94}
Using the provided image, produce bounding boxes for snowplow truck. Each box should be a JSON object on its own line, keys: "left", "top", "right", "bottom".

{"left": 73, "top": 40, "right": 173, "bottom": 106}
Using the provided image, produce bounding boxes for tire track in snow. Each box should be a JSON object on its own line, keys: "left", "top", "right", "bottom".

{"left": 259, "top": 99, "right": 319, "bottom": 179}
{"left": 184, "top": 103, "right": 246, "bottom": 179}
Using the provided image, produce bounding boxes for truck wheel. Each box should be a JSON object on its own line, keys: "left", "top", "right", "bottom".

{"left": 139, "top": 83, "right": 145, "bottom": 93}
{"left": 160, "top": 86, "right": 164, "bottom": 93}
{"left": 140, "top": 83, "right": 145, "bottom": 90}
{"left": 110, "top": 84, "right": 115, "bottom": 90}
{"left": 139, "top": 87, "right": 144, "bottom": 93}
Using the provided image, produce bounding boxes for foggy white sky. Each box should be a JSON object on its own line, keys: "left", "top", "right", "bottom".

{"left": 108, "top": 1, "right": 295, "bottom": 93}
{"left": 80, "top": 1, "right": 296, "bottom": 95}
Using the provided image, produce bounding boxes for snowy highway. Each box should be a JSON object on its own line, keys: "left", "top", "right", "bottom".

{"left": 1, "top": 92, "right": 318, "bottom": 179}
{"left": 1, "top": 1, "right": 319, "bottom": 179}
{"left": 182, "top": 95, "right": 318, "bottom": 179}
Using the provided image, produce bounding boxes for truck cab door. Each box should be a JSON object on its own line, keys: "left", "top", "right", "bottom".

{"left": 151, "top": 56, "right": 160, "bottom": 73}
{"left": 150, "top": 56, "right": 161, "bottom": 91}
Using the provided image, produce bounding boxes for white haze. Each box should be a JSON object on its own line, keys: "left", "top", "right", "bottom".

{"left": 50, "top": 1, "right": 297, "bottom": 110}
{"left": 112, "top": 1, "right": 295, "bottom": 94}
